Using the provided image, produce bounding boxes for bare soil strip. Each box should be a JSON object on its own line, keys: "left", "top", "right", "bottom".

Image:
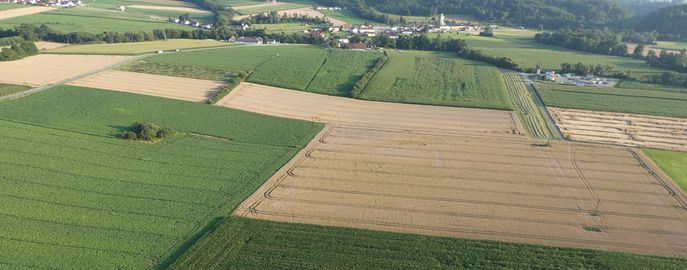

{"left": 69, "top": 70, "right": 223, "bottom": 102}
{"left": 228, "top": 84, "right": 687, "bottom": 258}
{"left": 0, "top": 6, "right": 53, "bottom": 20}
{"left": 550, "top": 107, "right": 687, "bottom": 152}
{"left": 0, "top": 54, "right": 130, "bottom": 86}
{"left": 218, "top": 83, "right": 522, "bottom": 135}
{"left": 127, "top": 5, "right": 211, "bottom": 14}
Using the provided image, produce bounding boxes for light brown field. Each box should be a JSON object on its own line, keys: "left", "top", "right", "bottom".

{"left": 0, "top": 6, "right": 53, "bottom": 20}
{"left": 277, "top": 8, "right": 347, "bottom": 26}
{"left": 219, "top": 83, "right": 522, "bottom": 135}
{"left": 69, "top": 70, "right": 223, "bottom": 102}
{"left": 626, "top": 43, "right": 681, "bottom": 57}
{"left": 0, "top": 54, "right": 129, "bottom": 86}
{"left": 230, "top": 84, "right": 687, "bottom": 258}
{"left": 232, "top": 2, "right": 285, "bottom": 10}
{"left": 33, "top": 41, "right": 67, "bottom": 50}
{"left": 127, "top": 5, "right": 210, "bottom": 14}
{"left": 550, "top": 108, "right": 687, "bottom": 152}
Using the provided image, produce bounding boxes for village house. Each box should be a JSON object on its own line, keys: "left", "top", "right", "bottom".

{"left": 348, "top": 42, "right": 368, "bottom": 51}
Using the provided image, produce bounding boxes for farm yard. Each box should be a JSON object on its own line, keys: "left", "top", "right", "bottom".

{"left": 68, "top": 70, "right": 225, "bottom": 102}
{"left": 0, "top": 86, "right": 322, "bottom": 268}
{"left": 359, "top": 50, "right": 512, "bottom": 110}
{"left": 535, "top": 82, "right": 687, "bottom": 118}
{"left": 550, "top": 108, "right": 687, "bottom": 152}
{"left": 0, "top": 54, "right": 130, "bottom": 86}
{"left": 46, "top": 39, "right": 232, "bottom": 55}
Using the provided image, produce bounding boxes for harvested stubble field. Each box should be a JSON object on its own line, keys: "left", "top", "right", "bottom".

{"left": 0, "top": 86, "right": 322, "bottom": 268}
{"left": 46, "top": 39, "right": 230, "bottom": 55}
{"left": 549, "top": 108, "right": 687, "bottom": 152}
{"left": 277, "top": 8, "right": 347, "bottom": 26}
{"left": 227, "top": 84, "right": 687, "bottom": 258}
{"left": 360, "top": 51, "right": 512, "bottom": 110}
{"left": 0, "top": 54, "right": 129, "bottom": 86}
{"left": 0, "top": 6, "right": 52, "bottom": 20}
{"left": 219, "top": 83, "right": 522, "bottom": 135}
{"left": 69, "top": 70, "right": 225, "bottom": 102}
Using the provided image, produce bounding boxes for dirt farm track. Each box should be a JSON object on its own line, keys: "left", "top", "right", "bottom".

{"left": 229, "top": 84, "right": 687, "bottom": 258}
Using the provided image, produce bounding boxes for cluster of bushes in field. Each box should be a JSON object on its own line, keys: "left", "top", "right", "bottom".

{"left": 121, "top": 122, "right": 174, "bottom": 141}
{"left": 535, "top": 27, "right": 629, "bottom": 56}
{"left": 0, "top": 36, "right": 24, "bottom": 46}
{"left": 350, "top": 54, "right": 388, "bottom": 98}
{"left": 0, "top": 41, "right": 38, "bottom": 61}
{"left": 208, "top": 71, "right": 251, "bottom": 104}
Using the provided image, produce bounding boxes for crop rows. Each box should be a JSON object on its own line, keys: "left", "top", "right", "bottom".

{"left": 170, "top": 217, "right": 687, "bottom": 269}
{"left": 360, "top": 51, "right": 513, "bottom": 110}
{"left": 305, "top": 49, "right": 383, "bottom": 96}
{"left": 535, "top": 82, "right": 687, "bottom": 118}
{"left": 0, "top": 87, "right": 323, "bottom": 268}
{"left": 503, "top": 73, "right": 556, "bottom": 139}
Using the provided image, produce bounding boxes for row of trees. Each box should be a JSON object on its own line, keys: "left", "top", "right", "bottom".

{"left": 559, "top": 63, "right": 615, "bottom": 76}
{"left": 534, "top": 27, "right": 629, "bottom": 56}
{"left": 645, "top": 50, "right": 687, "bottom": 73}
{"left": 0, "top": 42, "right": 38, "bottom": 62}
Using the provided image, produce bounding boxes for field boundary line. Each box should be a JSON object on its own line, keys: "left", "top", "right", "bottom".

{"left": 629, "top": 148, "right": 687, "bottom": 209}
{"left": 303, "top": 48, "right": 332, "bottom": 91}
{"left": 519, "top": 73, "right": 564, "bottom": 139}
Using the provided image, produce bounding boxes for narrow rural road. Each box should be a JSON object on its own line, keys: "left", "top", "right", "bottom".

{"left": 519, "top": 72, "right": 565, "bottom": 140}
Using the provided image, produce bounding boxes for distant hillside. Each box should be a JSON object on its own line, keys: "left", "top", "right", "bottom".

{"left": 634, "top": 4, "right": 687, "bottom": 40}
{"left": 315, "top": 0, "right": 631, "bottom": 28}
{"left": 616, "top": 0, "right": 676, "bottom": 16}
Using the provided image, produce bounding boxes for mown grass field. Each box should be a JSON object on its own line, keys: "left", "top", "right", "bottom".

{"left": 535, "top": 82, "right": 687, "bottom": 118}
{"left": 169, "top": 217, "right": 687, "bottom": 269}
{"left": 46, "top": 39, "right": 232, "bottom": 55}
{"left": 360, "top": 50, "right": 512, "bottom": 110}
{"left": 0, "top": 3, "right": 26, "bottom": 11}
{"left": 122, "top": 45, "right": 382, "bottom": 94}
{"left": 0, "top": 7, "right": 189, "bottom": 33}
{"left": 643, "top": 149, "right": 687, "bottom": 192}
{"left": 319, "top": 9, "right": 368, "bottom": 25}
{"left": 0, "top": 83, "right": 30, "bottom": 97}
{"left": 432, "top": 32, "right": 669, "bottom": 79}
{"left": 0, "top": 86, "right": 322, "bottom": 268}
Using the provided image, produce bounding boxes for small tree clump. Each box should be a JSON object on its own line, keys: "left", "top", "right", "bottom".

{"left": 122, "top": 122, "right": 174, "bottom": 142}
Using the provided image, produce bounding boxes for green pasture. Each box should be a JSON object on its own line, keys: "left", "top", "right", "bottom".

{"left": 643, "top": 149, "right": 687, "bottom": 192}
{"left": 0, "top": 83, "right": 30, "bottom": 97}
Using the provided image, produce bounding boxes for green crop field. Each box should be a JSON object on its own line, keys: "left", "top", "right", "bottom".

{"left": 643, "top": 149, "right": 687, "bottom": 192}
{"left": 305, "top": 49, "right": 383, "bottom": 96}
{"left": 169, "top": 217, "right": 687, "bottom": 270}
{"left": 0, "top": 7, "right": 189, "bottom": 33}
{"left": 430, "top": 32, "right": 669, "bottom": 80}
{"left": 359, "top": 50, "right": 512, "bottom": 110}
{"left": 0, "top": 3, "right": 26, "bottom": 11}
{"left": 0, "top": 84, "right": 30, "bottom": 97}
{"left": 0, "top": 86, "right": 322, "bottom": 268}
{"left": 46, "top": 39, "right": 232, "bottom": 55}
{"left": 535, "top": 82, "right": 687, "bottom": 118}
{"left": 122, "top": 45, "right": 378, "bottom": 94}
{"left": 125, "top": 8, "right": 213, "bottom": 23}
{"left": 252, "top": 22, "right": 312, "bottom": 33}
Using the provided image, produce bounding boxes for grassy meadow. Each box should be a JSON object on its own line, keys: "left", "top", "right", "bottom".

{"left": 0, "top": 83, "right": 30, "bottom": 97}
{"left": 0, "top": 86, "right": 322, "bottom": 268}
{"left": 320, "top": 9, "right": 369, "bottom": 25}
{"left": 643, "top": 149, "right": 687, "bottom": 192}
{"left": 169, "top": 217, "right": 687, "bottom": 270}
{"left": 0, "top": 7, "right": 190, "bottom": 33}
{"left": 535, "top": 82, "right": 687, "bottom": 118}
{"left": 0, "top": 3, "right": 26, "bottom": 11}
{"left": 360, "top": 50, "right": 512, "bottom": 110}
{"left": 46, "top": 39, "right": 232, "bottom": 55}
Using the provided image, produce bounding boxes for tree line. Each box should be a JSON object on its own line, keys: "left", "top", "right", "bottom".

{"left": 534, "top": 27, "right": 629, "bottom": 56}
{"left": 0, "top": 41, "right": 38, "bottom": 62}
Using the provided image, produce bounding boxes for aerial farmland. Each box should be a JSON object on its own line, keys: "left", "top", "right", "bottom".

{"left": 1, "top": 0, "right": 686, "bottom": 269}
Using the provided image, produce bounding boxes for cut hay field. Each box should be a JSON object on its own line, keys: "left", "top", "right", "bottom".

{"left": 0, "top": 86, "right": 322, "bottom": 268}
{"left": 69, "top": 70, "right": 225, "bottom": 102}
{"left": 535, "top": 82, "right": 687, "bottom": 118}
{"left": 170, "top": 217, "right": 687, "bottom": 269}
{"left": 643, "top": 149, "right": 687, "bottom": 192}
{"left": 0, "top": 7, "right": 189, "bottom": 33}
{"left": 550, "top": 108, "right": 687, "bottom": 152}
{"left": 123, "top": 45, "right": 384, "bottom": 94}
{"left": 360, "top": 50, "right": 512, "bottom": 110}
{"left": 0, "top": 83, "right": 30, "bottom": 97}
{"left": 0, "top": 54, "right": 130, "bottom": 86}
{"left": 46, "top": 39, "right": 231, "bottom": 55}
